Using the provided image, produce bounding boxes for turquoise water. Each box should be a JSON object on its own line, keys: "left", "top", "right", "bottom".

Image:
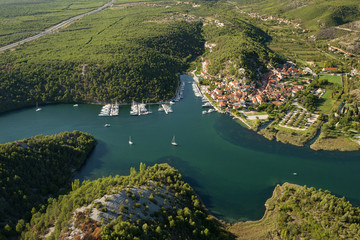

{"left": 1, "top": 74, "right": 360, "bottom": 222}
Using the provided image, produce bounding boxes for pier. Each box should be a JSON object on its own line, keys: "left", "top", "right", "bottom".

{"left": 161, "top": 104, "right": 173, "bottom": 114}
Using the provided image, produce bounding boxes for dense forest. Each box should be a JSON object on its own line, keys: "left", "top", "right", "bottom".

{"left": 20, "top": 163, "right": 232, "bottom": 240}
{"left": 0, "top": 131, "right": 96, "bottom": 239}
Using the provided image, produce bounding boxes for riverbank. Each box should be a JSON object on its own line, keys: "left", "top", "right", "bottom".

{"left": 259, "top": 119, "right": 323, "bottom": 147}
{"left": 191, "top": 72, "right": 252, "bottom": 129}
{"left": 191, "top": 71, "right": 360, "bottom": 151}
{"left": 310, "top": 133, "right": 360, "bottom": 151}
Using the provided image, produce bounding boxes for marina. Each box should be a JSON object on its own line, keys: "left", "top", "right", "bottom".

{"left": 98, "top": 103, "right": 119, "bottom": 117}
{"left": 130, "top": 102, "right": 151, "bottom": 116}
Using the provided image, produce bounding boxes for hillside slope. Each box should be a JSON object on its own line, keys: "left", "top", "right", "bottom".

{"left": 0, "top": 131, "right": 96, "bottom": 238}
{"left": 229, "top": 183, "right": 360, "bottom": 239}
{"left": 236, "top": 0, "right": 360, "bottom": 30}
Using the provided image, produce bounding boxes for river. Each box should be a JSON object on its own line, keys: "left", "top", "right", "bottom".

{"left": 1, "top": 74, "right": 360, "bottom": 222}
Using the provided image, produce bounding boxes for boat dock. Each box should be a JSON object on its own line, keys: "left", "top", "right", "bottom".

{"left": 161, "top": 104, "right": 173, "bottom": 114}
{"left": 192, "top": 82, "right": 202, "bottom": 98}
{"left": 98, "top": 103, "right": 119, "bottom": 117}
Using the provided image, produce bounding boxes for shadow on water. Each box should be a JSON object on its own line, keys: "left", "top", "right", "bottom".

{"left": 214, "top": 114, "right": 360, "bottom": 162}
{"left": 149, "top": 155, "right": 216, "bottom": 214}
{"left": 75, "top": 139, "right": 108, "bottom": 181}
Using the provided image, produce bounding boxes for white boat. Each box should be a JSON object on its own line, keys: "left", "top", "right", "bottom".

{"left": 104, "top": 123, "right": 111, "bottom": 127}
{"left": 208, "top": 109, "right": 214, "bottom": 113}
{"left": 129, "top": 136, "right": 133, "bottom": 145}
{"left": 292, "top": 172, "right": 297, "bottom": 176}
{"left": 35, "top": 102, "right": 42, "bottom": 112}
{"left": 202, "top": 102, "right": 211, "bottom": 107}
{"left": 202, "top": 110, "right": 207, "bottom": 115}
{"left": 170, "top": 101, "right": 175, "bottom": 105}
{"left": 158, "top": 105, "right": 164, "bottom": 111}
{"left": 171, "top": 136, "right": 178, "bottom": 146}
{"left": 130, "top": 101, "right": 139, "bottom": 115}
{"left": 73, "top": 104, "right": 78, "bottom": 107}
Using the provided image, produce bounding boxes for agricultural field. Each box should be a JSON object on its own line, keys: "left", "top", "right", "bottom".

{"left": 0, "top": 0, "right": 109, "bottom": 46}
{"left": 235, "top": 0, "right": 360, "bottom": 30}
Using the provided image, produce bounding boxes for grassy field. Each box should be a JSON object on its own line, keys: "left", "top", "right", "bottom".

{"left": 319, "top": 74, "right": 342, "bottom": 86}
{"left": 317, "top": 75, "right": 342, "bottom": 113}
{"left": 0, "top": 3, "right": 191, "bottom": 63}
{"left": 0, "top": 0, "right": 109, "bottom": 46}
{"left": 310, "top": 133, "right": 360, "bottom": 151}
{"left": 317, "top": 89, "right": 335, "bottom": 113}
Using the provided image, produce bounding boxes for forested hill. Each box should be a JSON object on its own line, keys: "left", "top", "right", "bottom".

{"left": 229, "top": 183, "right": 360, "bottom": 239}
{"left": 20, "top": 163, "right": 232, "bottom": 240}
{"left": 202, "top": 12, "right": 281, "bottom": 80}
{"left": 17, "top": 163, "right": 360, "bottom": 240}
{"left": 0, "top": 131, "right": 96, "bottom": 239}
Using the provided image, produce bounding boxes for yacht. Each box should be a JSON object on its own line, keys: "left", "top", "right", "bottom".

{"left": 73, "top": 104, "right": 79, "bottom": 107}
{"left": 129, "top": 136, "right": 133, "bottom": 145}
{"left": 208, "top": 109, "right": 215, "bottom": 113}
{"left": 202, "top": 102, "right": 211, "bottom": 107}
{"left": 104, "top": 123, "right": 111, "bottom": 127}
{"left": 202, "top": 110, "right": 207, "bottom": 115}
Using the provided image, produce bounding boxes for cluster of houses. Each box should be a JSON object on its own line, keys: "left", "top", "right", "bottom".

{"left": 328, "top": 45, "right": 356, "bottom": 58}
{"left": 166, "top": 13, "right": 203, "bottom": 23}
{"left": 175, "top": 1, "right": 201, "bottom": 7}
{"left": 200, "top": 60, "right": 311, "bottom": 109}
{"left": 239, "top": 11, "right": 308, "bottom": 32}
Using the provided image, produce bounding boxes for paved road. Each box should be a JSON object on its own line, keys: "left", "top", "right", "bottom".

{"left": 0, "top": 0, "right": 116, "bottom": 53}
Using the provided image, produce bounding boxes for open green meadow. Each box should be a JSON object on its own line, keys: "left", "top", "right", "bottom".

{"left": 319, "top": 74, "right": 342, "bottom": 87}
{"left": 317, "top": 89, "right": 335, "bottom": 114}
{"left": 316, "top": 75, "right": 342, "bottom": 113}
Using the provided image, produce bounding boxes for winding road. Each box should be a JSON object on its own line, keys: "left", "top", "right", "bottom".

{"left": 0, "top": 0, "right": 116, "bottom": 53}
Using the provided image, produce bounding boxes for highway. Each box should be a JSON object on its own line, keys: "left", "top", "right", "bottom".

{"left": 0, "top": 0, "right": 116, "bottom": 53}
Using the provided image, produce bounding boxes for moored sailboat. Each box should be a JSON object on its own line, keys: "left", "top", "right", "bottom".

{"left": 171, "top": 136, "right": 178, "bottom": 146}
{"left": 35, "top": 102, "right": 42, "bottom": 112}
